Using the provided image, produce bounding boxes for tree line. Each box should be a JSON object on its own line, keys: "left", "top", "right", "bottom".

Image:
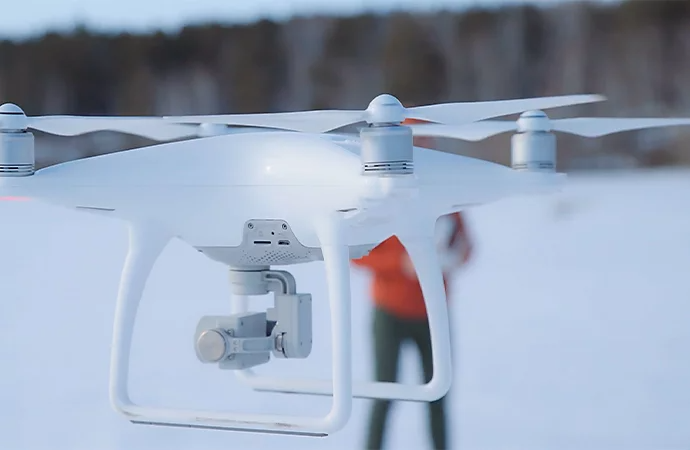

{"left": 0, "top": 0, "right": 688, "bottom": 169}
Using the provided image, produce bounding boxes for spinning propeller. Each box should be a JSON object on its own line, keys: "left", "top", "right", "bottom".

{"left": 0, "top": 93, "right": 606, "bottom": 139}
{"left": 407, "top": 109, "right": 690, "bottom": 141}
{"left": 160, "top": 93, "right": 608, "bottom": 133}
{"left": 0, "top": 102, "right": 200, "bottom": 141}
{"left": 404, "top": 109, "right": 690, "bottom": 172}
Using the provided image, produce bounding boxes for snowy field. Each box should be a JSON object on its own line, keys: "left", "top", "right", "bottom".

{"left": 1, "top": 167, "right": 690, "bottom": 450}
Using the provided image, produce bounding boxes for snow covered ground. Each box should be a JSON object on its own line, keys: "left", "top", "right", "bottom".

{"left": 1, "top": 167, "right": 689, "bottom": 450}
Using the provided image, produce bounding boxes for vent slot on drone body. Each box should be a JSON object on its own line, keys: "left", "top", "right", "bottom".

{"left": 363, "top": 161, "right": 414, "bottom": 174}
{"left": 511, "top": 161, "right": 555, "bottom": 171}
{"left": 241, "top": 250, "right": 300, "bottom": 265}
{"left": 0, "top": 164, "right": 33, "bottom": 174}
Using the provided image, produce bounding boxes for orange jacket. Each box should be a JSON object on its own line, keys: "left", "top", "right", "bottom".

{"left": 404, "top": 117, "right": 434, "bottom": 148}
{"left": 351, "top": 212, "right": 472, "bottom": 319}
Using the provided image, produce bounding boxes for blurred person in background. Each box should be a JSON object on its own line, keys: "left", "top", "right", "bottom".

{"left": 351, "top": 117, "right": 474, "bottom": 450}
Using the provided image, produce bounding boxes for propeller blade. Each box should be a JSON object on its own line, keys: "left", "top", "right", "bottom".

{"left": 13, "top": 94, "right": 606, "bottom": 139}
{"left": 160, "top": 94, "right": 605, "bottom": 134}
{"left": 26, "top": 116, "right": 201, "bottom": 141}
{"left": 408, "top": 115, "right": 690, "bottom": 142}
{"left": 408, "top": 121, "right": 517, "bottom": 141}
{"left": 551, "top": 117, "right": 690, "bottom": 138}
{"left": 406, "top": 94, "right": 606, "bottom": 125}
{"left": 163, "top": 110, "right": 366, "bottom": 134}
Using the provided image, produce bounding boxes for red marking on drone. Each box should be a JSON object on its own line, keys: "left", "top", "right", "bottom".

{"left": 0, "top": 196, "right": 29, "bottom": 201}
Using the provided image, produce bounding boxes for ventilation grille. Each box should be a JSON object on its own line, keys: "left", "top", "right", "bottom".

{"left": 512, "top": 161, "right": 555, "bottom": 171}
{"left": 240, "top": 249, "right": 320, "bottom": 265}
{"left": 0, "top": 164, "right": 33, "bottom": 175}
{"left": 363, "top": 160, "right": 413, "bottom": 174}
{"left": 241, "top": 250, "right": 298, "bottom": 265}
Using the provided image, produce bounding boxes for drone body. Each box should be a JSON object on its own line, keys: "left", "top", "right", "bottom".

{"left": 4, "top": 92, "right": 690, "bottom": 436}
{"left": 0, "top": 129, "right": 557, "bottom": 263}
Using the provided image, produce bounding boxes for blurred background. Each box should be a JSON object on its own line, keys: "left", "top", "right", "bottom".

{"left": 1, "top": 0, "right": 688, "bottom": 170}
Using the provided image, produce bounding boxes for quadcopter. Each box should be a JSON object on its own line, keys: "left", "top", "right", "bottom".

{"left": 2, "top": 93, "right": 690, "bottom": 437}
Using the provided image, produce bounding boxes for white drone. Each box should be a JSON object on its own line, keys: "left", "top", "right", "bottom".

{"left": 2, "top": 93, "right": 690, "bottom": 437}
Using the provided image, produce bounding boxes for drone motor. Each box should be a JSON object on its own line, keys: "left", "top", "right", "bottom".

{"left": 360, "top": 125, "right": 414, "bottom": 175}
{"left": 511, "top": 110, "right": 557, "bottom": 172}
{"left": 0, "top": 103, "right": 35, "bottom": 176}
{"left": 359, "top": 94, "right": 414, "bottom": 176}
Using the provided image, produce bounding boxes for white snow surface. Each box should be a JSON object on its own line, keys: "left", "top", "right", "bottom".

{"left": 1, "top": 168, "right": 690, "bottom": 450}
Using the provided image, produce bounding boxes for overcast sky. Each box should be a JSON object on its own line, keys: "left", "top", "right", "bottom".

{"left": 2, "top": 0, "right": 621, "bottom": 39}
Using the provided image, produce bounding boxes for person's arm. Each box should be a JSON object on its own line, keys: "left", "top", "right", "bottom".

{"left": 455, "top": 212, "right": 473, "bottom": 264}
{"left": 445, "top": 212, "right": 474, "bottom": 268}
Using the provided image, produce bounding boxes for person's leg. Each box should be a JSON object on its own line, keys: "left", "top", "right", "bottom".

{"left": 411, "top": 317, "right": 448, "bottom": 450}
{"left": 366, "top": 306, "right": 404, "bottom": 450}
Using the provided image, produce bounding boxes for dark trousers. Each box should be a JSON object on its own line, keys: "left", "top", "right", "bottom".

{"left": 365, "top": 306, "right": 448, "bottom": 450}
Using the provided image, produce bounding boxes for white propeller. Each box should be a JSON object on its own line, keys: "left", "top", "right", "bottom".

{"left": 408, "top": 113, "right": 690, "bottom": 141}
{"left": 0, "top": 103, "right": 262, "bottom": 141}
{"left": 545, "top": 117, "right": 690, "bottom": 138}
{"left": 0, "top": 93, "right": 606, "bottom": 139}
{"left": 0, "top": 103, "right": 197, "bottom": 141}
{"left": 25, "top": 116, "right": 201, "bottom": 141}
{"left": 161, "top": 93, "right": 606, "bottom": 133}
